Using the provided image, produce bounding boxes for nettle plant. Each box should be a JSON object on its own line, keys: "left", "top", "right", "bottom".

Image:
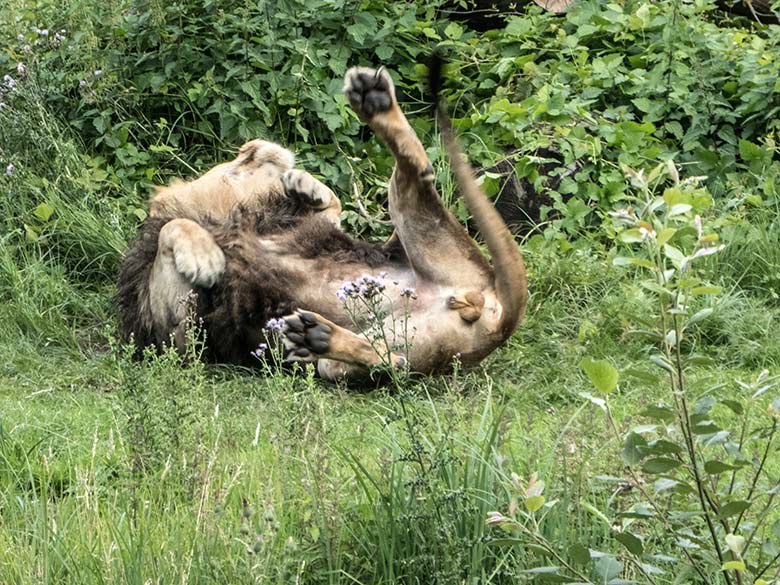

{"left": 584, "top": 162, "right": 780, "bottom": 584}
{"left": 337, "top": 272, "right": 416, "bottom": 384}
{"left": 486, "top": 162, "right": 780, "bottom": 583}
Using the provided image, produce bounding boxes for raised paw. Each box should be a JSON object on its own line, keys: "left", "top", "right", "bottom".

{"left": 281, "top": 311, "right": 332, "bottom": 361}
{"left": 282, "top": 169, "right": 333, "bottom": 209}
{"left": 344, "top": 67, "right": 396, "bottom": 120}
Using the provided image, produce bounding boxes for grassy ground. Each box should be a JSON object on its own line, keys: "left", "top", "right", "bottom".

{"left": 2, "top": 234, "right": 779, "bottom": 582}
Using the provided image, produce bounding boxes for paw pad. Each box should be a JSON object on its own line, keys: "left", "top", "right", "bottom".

{"left": 344, "top": 67, "right": 394, "bottom": 118}
{"left": 281, "top": 311, "right": 332, "bottom": 359}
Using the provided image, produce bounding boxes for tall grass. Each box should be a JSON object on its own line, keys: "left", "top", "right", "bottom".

{"left": 0, "top": 72, "right": 133, "bottom": 346}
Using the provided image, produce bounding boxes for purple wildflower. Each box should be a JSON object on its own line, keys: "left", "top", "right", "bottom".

{"left": 37, "top": 28, "right": 49, "bottom": 37}
{"left": 400, "top": 287, "right": 416, "bottom": 299}
{"left": 264, "top": 317, "right": 285, "bottom": 332}
{"left": 79, "top": 79, "right": 87, "bottom": 88}
{"left": 93, "top": 69, "right": 104, "bottom": 78}
{"left": 17, "top": 34, "right": 24, "bottom": 41}
{"left": 3, "top": 75, "right": 16, "bottom": 91}
{"left": 337, "top": 273, "right": 388, "bottom": 301}
{"left": 356, "top": 273, "right": 386, "bottom": 298}
{"left": 6, "top": 163, "right": 15, "bottom": 176}
{"left": 250, "top": 343, "right": 269, "bottom": 358}
{"left": 17, "top": 63, "right": 27, "bottom": 78}
{"left": 22, "top": 45, "right": 31, "bottom": 53}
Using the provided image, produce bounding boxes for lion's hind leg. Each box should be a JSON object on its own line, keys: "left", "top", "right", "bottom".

{"left": 148, "top": 218, "right": 225, "bottom": 350}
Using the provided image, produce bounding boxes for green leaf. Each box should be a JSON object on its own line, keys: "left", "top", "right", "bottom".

{"left": 638, "top": 561, "right": 666, "bottom": 575}
{"left": 653, "top": 478, "right": 679, "bottom": 492}
{"left": 642, "top": 457, "right": 681, "bottom": 474}
{"left": 640, "top": 281, "right": 673, "bottom": 296}
{"left": 580, "top": 358, "right": 619, "bottom": 394}
{"left": 505, "top": 17, "right": 532, "bottom": 36}
{"left": 613, "top": 256, "right": 656, "bottom": 269}
{"left": 581, "top": 501, "right": 612, "bottom": 527}
{"left": 594, "top": 556, "right": 624, "bottom": 582}
{"left": 615, "top": 531, "right": 644, "bottom": 555}
{"left": 691, "top": 420, "right": 721, "bottom": 435}
{"left": 691, "top": 285, "right": 722, "bottom": 296}
{"left": 525, "top": 495, "right": 545, "bottom": 512}
{"left": 33, "top": 203, "right": 55, "bottom": 221}
{"left": 722, "top": 560, "right": 745, "bottom": 572}
{"left": 568, "top": 543, "right": 590, "bottom": 565}
{"left": 762, "top": 540, "right": 780, "bottom": 557}
{"left": 738, "top": 139, "right": 764, "bottom": 162}
{"left": 657, "top": 227, "right": 677, "bottom": 246}
{"left": 645, "top": 439, "right": 684, "bottom": 456}
{"left": 718, "top": 501, "right": 750, "bottom": 519}
{"left": 649, "top": 355, "right": 675, "bottom": 373}
{"left": 694, "top": 395, "right": 716, "bottom": 415}
{"left": 444, "top": 22, "right": 463, "bottom": 40}
{"left": 663, "top": 244, "right": 686, "bottom": 268}
{"left": 669, "top": 203, "right": 692, "bottom": 216}
{"left": 704, "top": 460, "right": 744, "bottom": 474}
{"left": 640, "top": 404, "right": 675, "bottom": 421}
{"left": 620, "top": 228, "right": 645, "bottom": 243}
{"left": 663, "top": 187, "right": 689, "bottom": 206}
{"left": 621, "top": 432, "right": 647, "bottom": 465}
{"left": 688, "top": 308, "right": 714, "bottom": 325}
{"left": 519, "top": 566, "right": 571, "bottom": 582}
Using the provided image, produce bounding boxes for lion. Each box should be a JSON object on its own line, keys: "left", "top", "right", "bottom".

{"left": 116, "top": 65, "right": 528, "bottom": 380}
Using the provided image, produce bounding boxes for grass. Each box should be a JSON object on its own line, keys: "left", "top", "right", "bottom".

{"left": 1, "top": 236, "right": 777, "bottom": 582}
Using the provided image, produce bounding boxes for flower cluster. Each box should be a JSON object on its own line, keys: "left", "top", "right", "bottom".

{"left": 6, "top": 163, "right": 15, "bottom": 177}
{"left": 250, "top": 343, "right": 268, "bottom": 359}
{"left": 336, "top": 273, "right": 387, "bottom": 302}
{"left": 264, "top": 317, "right": 286, "bottom": 332}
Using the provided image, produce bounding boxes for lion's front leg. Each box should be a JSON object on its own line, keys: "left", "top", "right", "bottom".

{"left": 282, "top": 169, "right": 342, "bottom": 227}
{"left": 149, "top": 218, "right": 225, "bottom": 350}
{"left": 279, "top": 310, "right": 406, "bottom": 380}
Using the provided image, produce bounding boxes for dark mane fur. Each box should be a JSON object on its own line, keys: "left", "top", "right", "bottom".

{"left": 115, "top": 201, "right": 395, "bottom": 363}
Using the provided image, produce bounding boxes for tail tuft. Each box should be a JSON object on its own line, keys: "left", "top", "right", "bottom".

{"left": 427, "top": 50, "right": 446, "bottom": 108}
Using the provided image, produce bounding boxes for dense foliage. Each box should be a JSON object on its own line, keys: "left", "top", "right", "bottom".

{"left": 1, "top": 0, "right": 780, "bottom": 583}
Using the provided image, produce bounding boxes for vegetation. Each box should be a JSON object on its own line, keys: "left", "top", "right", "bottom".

{"left": 1, "top": 0, "right": 780, "bottom": 583}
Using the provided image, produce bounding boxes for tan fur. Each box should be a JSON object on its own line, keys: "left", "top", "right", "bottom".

{"left": 149, "top": 139, "right": 340, "bottom": 224}
{"left": 136, "top": 66, "right": 527, "bottom": 380}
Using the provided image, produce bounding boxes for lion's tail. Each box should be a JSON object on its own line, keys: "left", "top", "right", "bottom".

{"left": 429, "top": 53, "right": 528, "bottom": 339}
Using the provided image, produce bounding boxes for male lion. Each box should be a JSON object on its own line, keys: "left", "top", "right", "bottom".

{"left": 116, "top": 66, "right": 527, "bottom": 380}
